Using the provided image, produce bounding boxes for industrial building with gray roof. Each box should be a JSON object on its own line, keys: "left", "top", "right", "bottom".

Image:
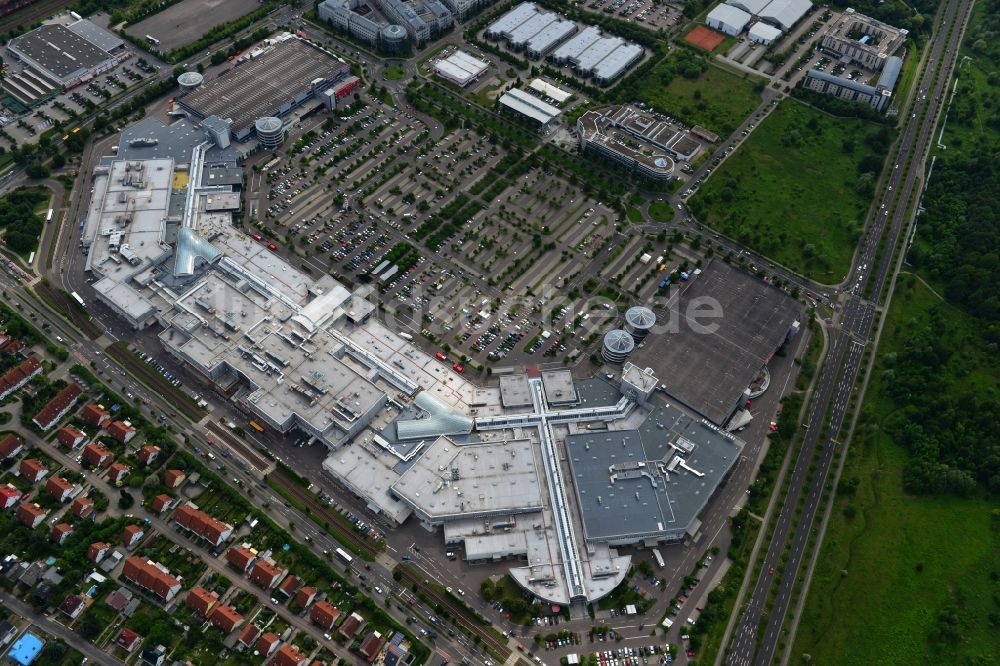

{"left": 176, "top": 36, "right": 350, "bottom": 141}
{"left": 629, "top": 259, "right": 802, "bottom": 425}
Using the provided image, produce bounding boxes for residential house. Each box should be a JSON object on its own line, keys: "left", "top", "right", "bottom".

{"left": 310, "top": 600, "right": 341, "bottom": 631}
{"left": 173, "top": 503, "right": 233, "bottom": 548}
{"left": 108, "top": 463, "right": 130, "bottom": 484}
{"left": 226, "top": 546, "right": 255, "bottom": 573}
{"left": 140, "top": 643, "right": 167, "bottom": 666}
{"left": 19, "top": 458, "right": 48, "bottom": 483}
{"left": 51, "top": 522, "right": 73, "bottom": 545}
{"left": 59, "top": 594, "right": 87, "bottom": 620}
{"left": 278, "top": 574, "right": 301, "bottom": 598}
{"left": 80, "top": 404, "right": 111, "bottom": 428}
{"left": 150, "top": 494, "right": 173, "bottom": 515}
{"left": 45, "top": 476, "right": 75, "bottom": 503}
{"left": 122, "top": 556, "right": 182, "bottom": 603}
{"left": 358, "top": 631, "right": 385, "bottom": 663}
{"left": 137, "top": 444, "right": 161, "bottom": 465}
{"left": 57, "top": 426, "right": 87, "bottom": 449}
{"left": 87, "top": 542, "right": 111, "bottom": 563}
{"left": 115, "top": 627, "right": 142, "bottom": 653}
{"left": 294, "top": 586, "right": 317, "bottom": 609}
{"left": 163, "top": 469, "right": 185, "bottom": 488}
{"left": 186, "top": 586, "right": 218, "bottom": 617}
{"left": 82, "top": 442, "right": 113, "bottom": 469}
{"left": 105, "top": 587, "right": 134, "bottom": 613}
{"left": 0, "top": 356, "right": 41, "bottom": 399}
{"left": 209, "top": 604, "right": 244, "bottom": 633}
{"left": 257, "top": 632, "right": 280, "bottom": 657}
{"left": 339, "top": 611, "right": 365, "bottom": 640}
{"left": 122, "top": 524, "right": 145, "bottom": 548}
{"left": 237, "top": 623, "right": 261, "bottom": 649}
{"left": 271, "top": 643, "right": 308, "bottom": 666}
{"left": 0, "top": 483, "right": 21, "bottom": 509}
{"left": 249, "top": 558, "right": 285, "bottom": 589}
{"left": 16, "top": 502, "right": 46, "bottom": 528}
{"left": 32, "top": 383, "right": 82, "bottom": 430}
{"left": 71, "top": 496, "right": 95, "bottom": 519}
{"left": 0, "top": 433, "right": 25, "bottom": 460}
{"left": 108, "top": 421, "right": 137, "bottom": 445}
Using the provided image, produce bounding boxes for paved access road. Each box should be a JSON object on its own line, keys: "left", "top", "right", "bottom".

{"left": 725, "top": 2, "right": 974, "bottom": 664}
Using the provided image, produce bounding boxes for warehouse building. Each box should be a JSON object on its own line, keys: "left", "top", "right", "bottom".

{"left": 498, "top": 88, "right": 561, "bottom": 129}
{"left": 433, "top": 49, "right": 490, "bottom": 87}
{"left": 748, "top": 20, "right": 783, "bottom": 45}
{"left": 706, "top": 4, "right": 752, "bottom": 36}
{"left": 629, "top": 259, "right": 803, "bottom": 426}
{"left": 176, "top": 36, "right": 349, "bottom": 142}
{"left": 803, "top": 55, "right": 902, "bottom": 112}
{"left": 489, "top": 3, "right": 642, "bottom": 83}
{"left": 727, "top": 0, "right": 812, "bottom": 32}
{"left": 819, "top": 8, "right": 908, "bottom": 70}
{"left": 529, "top": 78, "right": 572, "bottom": 105}
{"left": 3, "top": 18, "right": 126, "bottom": 109}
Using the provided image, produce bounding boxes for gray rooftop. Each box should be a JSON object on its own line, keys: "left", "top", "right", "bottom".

{"left": 9, "top": 23, "right": 113, "bottom": 82}
{"left": 391, "top": 437, "right": 543, "bottom": 521}
{"left": 499, "top": 373, "right": 532, "bottom": 408}
{"left": 566, "top": 404, "right": 742, "bottom": 542}
{"left": 117, "top": 118, "right": 239, "bottom": 163}
{"left": 629, "top": 259, "right": 802, "bottom": 424}
{"left": 541, "top": 369, "right": 577, "bottom": 406}
{"left": 178, "top": 37, "right": 348, "bottom": 134}
{"left": 66, "top": 19, "right": 123, "bottom": 53}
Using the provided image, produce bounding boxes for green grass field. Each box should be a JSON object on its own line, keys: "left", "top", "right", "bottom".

{"left": 383, "top": 64, "right": 406, "bottom": 80}
{"left": 632, "top": 58, "right": 761, "bottom": 136}
{"left": 791, "top": 277, "right": 1000, "bottom": 665}
{"left": 690, "top": 100, "right": 887, "bottom": 282}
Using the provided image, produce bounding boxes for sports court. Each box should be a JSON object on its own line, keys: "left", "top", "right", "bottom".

{"left": 683, "top": 25, "right": 726, "bottom": 52}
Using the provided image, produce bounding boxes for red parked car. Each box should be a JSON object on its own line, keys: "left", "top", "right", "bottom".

{"left": 267, "top": 242, "right": 277, "bottom": 251}
{"left": 251, "top": 232, "right": 262, "bottom": 241}
{"left": 452, "top": 363, "right": 464, "bottom": 373}
{"left": 434, "top": 352, "right": 447, "bottom": 362}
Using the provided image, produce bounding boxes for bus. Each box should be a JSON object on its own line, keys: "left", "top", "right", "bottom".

{"left": 145, "top": 35, "right": 160, "bottom": 45}
{"left": 249, "top": 420, "right": 265, "bottom": 433}
{"left": 335, "top": 547, "right": 353, "bottom": 565}
{"left": 45, "top": 208, "right": 53, "bottom": 223}
{"left": 652, "top": 549, "right": 665, "bottom": 569}
{"left": 262, "top": 157, "right": 281, "bottom": 172}
{"left": 70, "top": 291, "right": 85, "bottom": 307}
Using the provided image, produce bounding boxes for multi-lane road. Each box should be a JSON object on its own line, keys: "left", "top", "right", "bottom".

{"left": 725, "top": 1, "right": 974, "bottom": 664}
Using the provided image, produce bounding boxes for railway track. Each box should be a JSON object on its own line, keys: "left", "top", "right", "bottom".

{"left": 204, "top": 420, "right": 270, "bottom": 471}
{"left": 397, "top": 564, "right": 513, "bottom": 661}
{"left": 0, "top": 0, "right": 74, "bottom": 35}
{"left": 268, "top": 466, "right": 382, "bottom": 560}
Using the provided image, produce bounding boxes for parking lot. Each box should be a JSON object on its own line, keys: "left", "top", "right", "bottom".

{"left": 583, "top": 0, "right": 682, "bottom": 30}
{"left": 0, "top": 54, "right": 159, "bottom": 149}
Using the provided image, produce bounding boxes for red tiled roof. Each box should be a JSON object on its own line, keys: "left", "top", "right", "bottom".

{"left": 163, "top": 469, "right": 185, "bottom": 488}
{"left": 173, "top": 503, "right": 231, "bottom": 546}
{"left": 310, "top": 600, "right": 341, "bottom": 630}
{"left": 257, "top": 632, "right": 280, "bottom": 656}
{"left": 150, "top": 494, "right": 173, "bottom": 514}
{"left": 271, "top": 643, "right": 308, "bottom": 666}
{"left": 82, "top": 442, "right": 113, "bottom": 468}
{"left": 238, "top": 623, "right": 261, "bottom": 647}
{"left": 80, "top": 403, "right": 110, "bottom": 427}
{"left": 57, "top": 426, "right": 87, "bottom": 448}
{"left": 116, "top": 627, "right": 141, "bottom": 651}
{"left": 32, "top": 383, "right": 82, "bottom": 430}
{"left": 87, "top": 541, "right": 110, "bottom": 562}
{"left": 0, "top": 433, "right": 23, "bottom": 459}
{"left": 359, "top": 632, "right": 385, "bottom": 662}
{"left": 19, "top": 458, "right": 47, "bottom": 480}
{"left": 338, "top": 612, "right": 364, "bottom": 639}
{"left": 71, "top": 496, "right": 94, "bottom": 518}
{"left": 16, "top": 502, "right": 46, "bottom": 527}
{"left": 278, "top": 574, "right": 300, "bottom": 596}
{"left": 122, "top": 556, "right": 181, "bottom": 601}
{"left": 108, "top": 420, "right": 137, "bottom": 443}
{"left": 123, "top": 524, "right": 145, "bottom": 546}
{"left": 226, "top": 546, "right": 255, "bottom": 572}
{"left": 186, "top": 586, "right": 218, "bottom": 617}
{"left": 0, "top": 483, "right": 21, "bottom": 506}
{"left": 209, "top": 604, "right": 243, "bottom": 633}
{"left": 51, "top": 522, "right": 73, "bottom": 544}
{"left": 109, "top": 462, "right": 130, "bottom": 481}
{"left": 0, "top": 356, "right": 41, "bottom": 398}
{"left": 293, "top": 586, "right": 317, "bottom": 608}
{"left": 249, "top": 558, "right": 284, "bottom": 588}
{"left": 45, "top": 476, "right": 74, "bottom": 501}
{"left": 137, "top": 444, "right": 160, "bottom": 462}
